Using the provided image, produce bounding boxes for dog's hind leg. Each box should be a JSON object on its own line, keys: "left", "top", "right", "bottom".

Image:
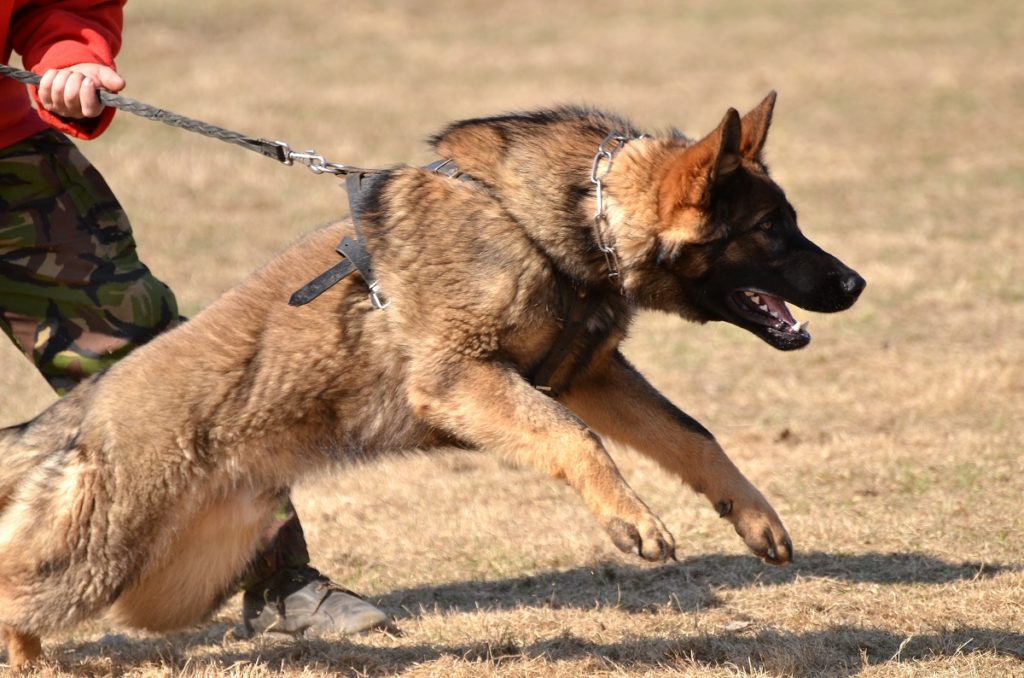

{"left": 561, "top": 351, "right": 793, "bottom": 565}
{"left": 410, "top": 359, "right": 676, "bottom": 562}
{"left": 107, "top": 487, "right": 279, "bottom": 631}
{"left": 2, "top": 626, "right": 41, "bottom": 668}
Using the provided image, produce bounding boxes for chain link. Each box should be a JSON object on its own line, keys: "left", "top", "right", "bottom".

{"left": 589, "top": 132, "right": 629, "bottom": 288}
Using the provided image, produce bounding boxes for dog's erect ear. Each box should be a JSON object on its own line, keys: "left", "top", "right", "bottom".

{"left": 706, "top": 107, "right": 743, "bottom": 188}
{"left": 739, "top": 91, "right": 777, "bottom": 160}
{"left": 660, "top": 107, "right": 741, "bottom": 212}
{"left": 656, "top": 108, "right": 741, "bottom": 242}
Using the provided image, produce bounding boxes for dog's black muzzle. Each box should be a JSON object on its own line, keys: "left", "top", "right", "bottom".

{"left": 785, "top": 237, "right": 866, "bottom": 313}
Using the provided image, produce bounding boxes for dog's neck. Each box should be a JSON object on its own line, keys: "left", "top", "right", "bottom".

{"left": 431, "top": 107, "right": 647, "bottom": 291}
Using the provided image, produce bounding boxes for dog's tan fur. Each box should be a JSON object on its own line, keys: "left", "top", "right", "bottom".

{"left": 0, "top": 93, "right": 865, "bottom": 667}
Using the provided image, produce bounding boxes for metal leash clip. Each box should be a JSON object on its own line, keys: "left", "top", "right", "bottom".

{"left": 273, "top": 141, "right": 377, "bottom": 176}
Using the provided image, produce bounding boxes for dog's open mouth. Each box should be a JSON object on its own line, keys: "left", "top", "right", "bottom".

{"left": 729, "top": 289, "right": 811, "bottom": 348}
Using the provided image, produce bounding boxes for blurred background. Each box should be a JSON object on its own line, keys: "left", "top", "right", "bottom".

{"left": 0, "top": 1, "right": 1021, "bottom": 675}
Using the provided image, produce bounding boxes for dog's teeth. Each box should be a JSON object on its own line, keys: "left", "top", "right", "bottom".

{"left": 758, "top": 305, "right": 769, "bottom": 312}
{"left": 744, "top": 291, "right": 755, "bottom": 298}
{"left": 793, "top": 320, "right": 809, "bottom": 333}
{"left": 770, "top": 311, "right": 779, "bottom": 319}
{"left": 751, "top": 295, "right": 761, "bottom": 304}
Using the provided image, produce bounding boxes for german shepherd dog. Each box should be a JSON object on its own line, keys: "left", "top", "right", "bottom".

{"left": 0, "top": 92, "right": 863, "bottom": 666}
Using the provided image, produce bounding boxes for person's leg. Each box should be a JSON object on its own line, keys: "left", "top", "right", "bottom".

{"left": 0, "top": 131, "right": 386, "bottom": 635}
{"left": 0, "top": 130, "right": 177, "bottom": 392}
{"left": 240, "top": 497, "right": 388, "bottom": 636}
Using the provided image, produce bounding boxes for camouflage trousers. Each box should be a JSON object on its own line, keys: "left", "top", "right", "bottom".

{"left": 0, "top": 130, "right": 308, "bottom": 586}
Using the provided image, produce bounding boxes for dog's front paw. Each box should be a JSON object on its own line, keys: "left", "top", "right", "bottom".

{"left": 605, "top": 512, "right": 676, "bottom": 562}
{"left": 718, "top": 497, "right": 793, "bottom": 565}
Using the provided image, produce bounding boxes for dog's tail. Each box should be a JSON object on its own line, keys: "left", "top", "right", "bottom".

{"left": 0, "top": 388, "right": 116, "bottom": 633}
{"left": 0, "top": 392, "right": 82, "bottom": 511}
{"left": 0, "top": 424, "right": 47, "bottom": 511}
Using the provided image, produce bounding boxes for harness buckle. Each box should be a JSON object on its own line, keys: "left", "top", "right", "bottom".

{"left": 368, "top": 281, "right": 390, "bottom": 310}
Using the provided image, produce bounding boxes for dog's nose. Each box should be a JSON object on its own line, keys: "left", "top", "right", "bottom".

{"left": 840, "top": 271, "right": 866, "bottom": 298}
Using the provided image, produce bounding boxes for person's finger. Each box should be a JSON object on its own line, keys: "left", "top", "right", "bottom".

{"left": 37, "top": 68, "right": 58, "bottom": 111}
{"left": 79, "top": 77, "right": 102, "bottom": 117}
{"left": 49, "top": 69, "right": 72, "bottom": 115}
{"left": 94, "top": 66, "right": 125, "bottom": 93}
{"left": 61, "top": 71, "right": 86, "bottom": 118}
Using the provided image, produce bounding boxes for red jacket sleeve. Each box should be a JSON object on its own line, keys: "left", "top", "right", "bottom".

{"left": 9, "top": 0, "right": 126, "bottom": 139}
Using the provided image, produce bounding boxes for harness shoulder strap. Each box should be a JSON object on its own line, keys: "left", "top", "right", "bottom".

{"left": 288, "top": 161, "right": 466, "bottom": 308}
{"left": 288, "top": 171, "right": 386, "bottom": 308}
{"left": 288, "top": 258, "right": 357, "bottom": 306}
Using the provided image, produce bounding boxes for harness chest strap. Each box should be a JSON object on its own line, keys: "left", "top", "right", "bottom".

{"left": 528, "top": 282, "right": 605, "bottom": 395}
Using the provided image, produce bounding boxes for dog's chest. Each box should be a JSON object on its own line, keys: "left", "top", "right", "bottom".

{"left": 524, "top": 285, "right": 629, "bottom": 396}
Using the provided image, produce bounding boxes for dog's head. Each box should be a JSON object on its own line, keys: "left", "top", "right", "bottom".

{"left": 611, "top": 92, "right": 865, "bottom": 350}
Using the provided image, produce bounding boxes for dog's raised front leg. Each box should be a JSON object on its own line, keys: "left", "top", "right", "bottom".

{"left": 561, "top": 351, "right": 792, "bottom": 564}
{"left": 410, "top": 359, "right": 675, "bottom": 561}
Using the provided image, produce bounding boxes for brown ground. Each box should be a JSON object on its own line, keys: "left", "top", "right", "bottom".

{"left": 1, "top": 1, "right": 1022, "bottom": 675}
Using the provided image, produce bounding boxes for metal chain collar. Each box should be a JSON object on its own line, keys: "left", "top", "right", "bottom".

{"left": 589, "top": 131, "right": 631, "bottom": 290}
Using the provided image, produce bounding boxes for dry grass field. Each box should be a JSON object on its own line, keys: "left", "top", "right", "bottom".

{"left": 2, "top": 0, "right": 1022, "bottom": 675}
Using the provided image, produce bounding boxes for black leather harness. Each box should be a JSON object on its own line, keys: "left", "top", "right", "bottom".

{"left": 288, "top": 172, "right": 386, "bottom": 308}
{"left": 288, "top": 160, "right": 464, "bottom": 308}
{"left": 528, "top": 281, "right": 605, "bottom": 395}
{"left": 288, "top": 160, "right": 604, "bottom": 396}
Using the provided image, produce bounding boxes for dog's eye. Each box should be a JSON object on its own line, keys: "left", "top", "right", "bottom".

{"left": 757, "top": 219, "right": 774, "bottom": 232}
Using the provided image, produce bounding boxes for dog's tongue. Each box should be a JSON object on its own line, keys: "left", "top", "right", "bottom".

{"left": 762, "top": 294, "right": 796, "bottom": 326}
{"left": 758, "top": 292, "right": 810, "bottom": 334}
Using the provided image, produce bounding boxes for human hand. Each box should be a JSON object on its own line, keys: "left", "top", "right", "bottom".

{"left": 37, "top": 64, "right": 125, "bottom": 118}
